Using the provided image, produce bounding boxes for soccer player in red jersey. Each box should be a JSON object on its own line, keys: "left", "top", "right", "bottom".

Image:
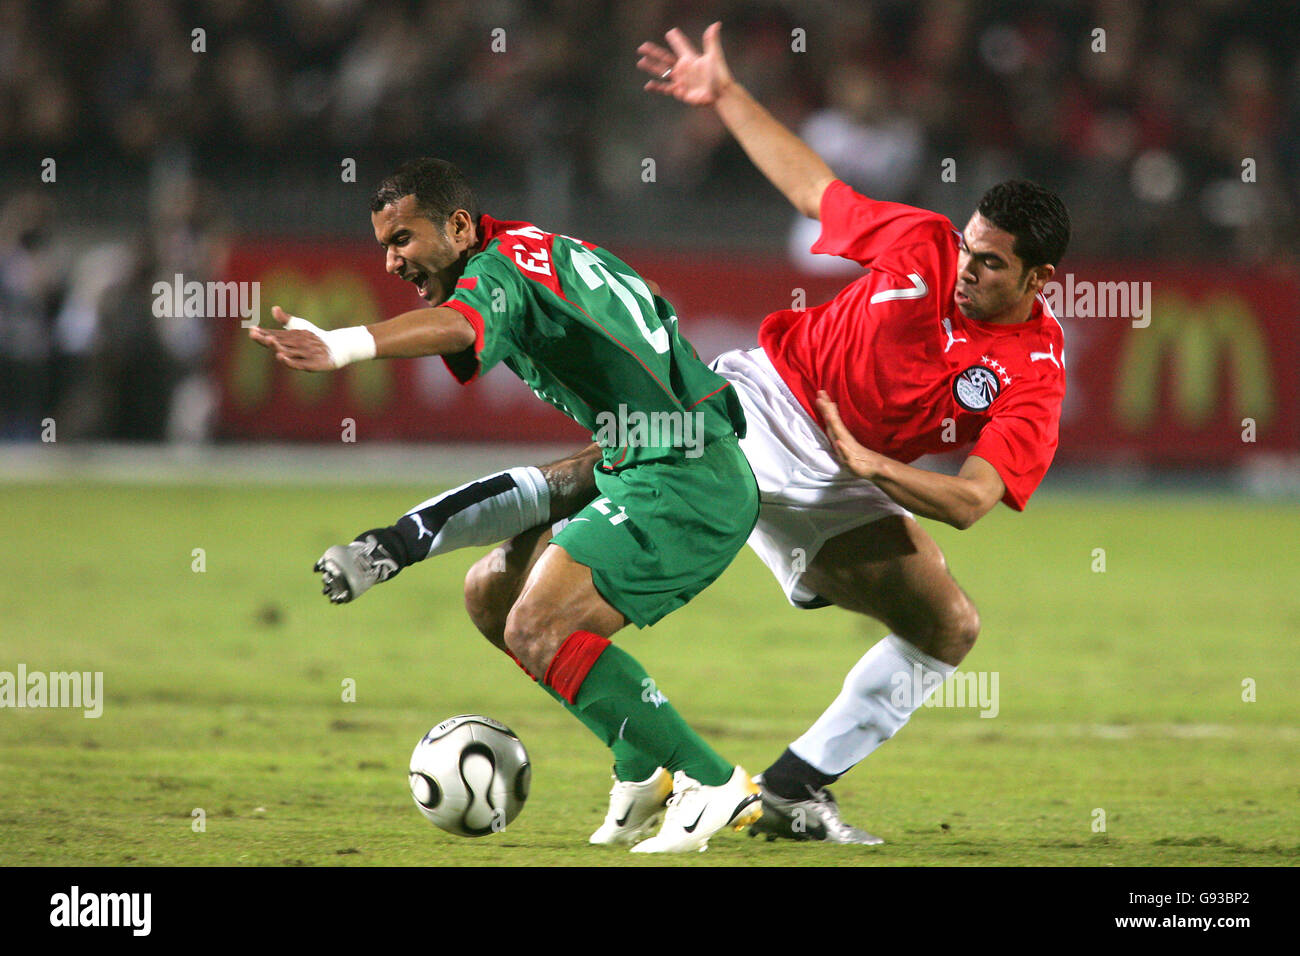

{"left": 628, "top": 23, "right": 1070, "bottom": 842}
{"left": 318, "top": 24, "right": 1071, "bottom": 847}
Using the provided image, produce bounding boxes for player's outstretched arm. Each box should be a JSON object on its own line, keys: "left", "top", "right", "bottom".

{"left": 816, "top": 392, "right": 1004, "bottom": 530}
{"left": 638, "top": 22, "right": 835, "bottom": 220}
{"left": 249, "top": 304, "right": 475, "bottom": 371}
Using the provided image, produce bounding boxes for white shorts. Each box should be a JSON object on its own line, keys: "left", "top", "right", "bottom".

{"left": 711, "top": 347, "right": 911, "bottom": 608}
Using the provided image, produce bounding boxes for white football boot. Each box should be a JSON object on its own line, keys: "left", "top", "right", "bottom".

{"left": 589, "top": 767, "right": 674, "bottom": 846}
{"left": 630, "top": 766, "right": 763, "bottom": 854}
{"left": 315, "top": 534, "right": 400, "bottom": 604}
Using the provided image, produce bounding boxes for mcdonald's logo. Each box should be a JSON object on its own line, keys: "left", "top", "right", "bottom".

{"left": 1115, "top": 292, "right": 1272, "bottom": 431}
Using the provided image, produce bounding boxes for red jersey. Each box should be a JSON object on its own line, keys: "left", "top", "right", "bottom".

{"left": 759, "top": 180, "right": 1066, "bottom": 510}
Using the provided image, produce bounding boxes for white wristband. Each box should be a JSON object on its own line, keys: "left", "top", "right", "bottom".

{"left": 321, "top": 325, "right": 377, "bottom": 368}
{"left": 284, "top": 316, "right": 377, "bottom": 369}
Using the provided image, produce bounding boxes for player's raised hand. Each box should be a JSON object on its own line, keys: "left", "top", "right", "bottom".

{"left": 816, "top": 390, "right": 886, "bottom": 481}
{"left": 247, "top": 305, "right": 336, "bottom": 371}
{"left": 638, "top": 22, "right": 733, "bottom": 106}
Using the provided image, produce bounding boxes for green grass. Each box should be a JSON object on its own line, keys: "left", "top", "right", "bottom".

{"left": 1, "top": 482, "right": 1297, "bottom": 866}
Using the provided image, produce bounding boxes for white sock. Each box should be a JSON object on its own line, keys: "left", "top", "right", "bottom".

{"left": 398, "top": 465, "right": 550, "bottom": 561}
{"left": 789, "top": 635, "right": 956, "bottom": 776}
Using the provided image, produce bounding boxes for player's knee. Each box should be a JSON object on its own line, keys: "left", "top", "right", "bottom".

{"left": 937, "top": 592, "right": 980, "bottom": 663}
{"left": 502, "top": 600, "right": 560, "bottom": 678}
{"left": 900, "top": 590, "right": 980, "bottom": 666}
{"left": 464, "top": 550, "right": 511, "bottom": 647}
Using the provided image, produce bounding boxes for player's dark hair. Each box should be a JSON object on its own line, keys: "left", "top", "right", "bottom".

{"left": 371, "top": 158, "right": 480, "bottom": 225}
{"left": 976, "top": 180, "right": 1070, "bottom": 270}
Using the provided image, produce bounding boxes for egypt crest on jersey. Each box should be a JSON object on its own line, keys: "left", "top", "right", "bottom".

{"left": 952, "top": 364, "right": 1001, "bottom": 412}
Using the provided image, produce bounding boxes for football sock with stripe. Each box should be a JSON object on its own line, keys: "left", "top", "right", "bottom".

{"left": 505, "top": 648, "right": 661, "bottom": 783}
{"left": 545, "top": 631, "right": 732, "bottom": 787}
{"left": 777, "top": 635, "right": 954, "bottom": 784}
{"left": 358, "top": 466, "right": 551, "bottom": 571}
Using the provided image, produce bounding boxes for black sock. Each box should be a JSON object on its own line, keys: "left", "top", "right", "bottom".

{"left": 762, "top": 748, "right": 840, "bottom": 799}
{"left": 356, "top": 526, "right": 411, "bottom": 570}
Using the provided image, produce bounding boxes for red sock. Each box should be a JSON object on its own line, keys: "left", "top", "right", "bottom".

{"left": 543, "top": 631, "right": 611, "bottom": 704}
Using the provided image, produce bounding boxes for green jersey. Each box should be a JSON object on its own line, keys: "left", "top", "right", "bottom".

{"left": 441, "top": 214, "right": 745, "bottom": 469}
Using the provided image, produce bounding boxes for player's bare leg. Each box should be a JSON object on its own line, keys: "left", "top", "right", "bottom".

{"left": 802, "top": 515, "right": 980, "bottom": 666}
{"left": 464, "top": 525, "right": 555, "bottom": 653}
{"left": 752, "top": 514, "right": 978, "bottom": 844}
{"left": 465, "top": 527, "right": 678, "bottom": 845}
{"left": 468, "top": 535, "right": 755, "bottom": 851}
{"left": 500, "top": 543, "right": 626, "bottom": 675}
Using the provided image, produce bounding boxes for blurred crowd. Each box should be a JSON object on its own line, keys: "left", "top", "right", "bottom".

{"left": 1, "top": 0, "right": 1297, "bottom": 440}
{"left": 0, "top": 179, "right": 228, "bottom": 441}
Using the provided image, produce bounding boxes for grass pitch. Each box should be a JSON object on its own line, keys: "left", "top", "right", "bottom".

{"left": 1, "top": 480, "right": 1297, "bottom": 867}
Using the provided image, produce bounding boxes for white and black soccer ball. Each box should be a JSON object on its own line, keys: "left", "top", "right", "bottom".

{"left": 408, "top": 715, "right": 531, "bottom": 837}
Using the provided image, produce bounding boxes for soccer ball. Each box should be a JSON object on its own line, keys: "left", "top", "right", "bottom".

{"left": 408, "top": 715, "right": 531, "bottom": 837}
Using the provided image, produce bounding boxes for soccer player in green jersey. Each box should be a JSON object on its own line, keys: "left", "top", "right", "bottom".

{"left": 248, "top": 158, "right": 762, "bottom": 853}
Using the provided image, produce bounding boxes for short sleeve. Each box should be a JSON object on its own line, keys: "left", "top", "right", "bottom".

{"left": 440, "top": 251, "right": 528, "bottom": 383}
{"left": 970, "top": 378, "right": 1064, "bottom": 511}
{"left": 813, "top": 180, "right": 956, "bottom": 269}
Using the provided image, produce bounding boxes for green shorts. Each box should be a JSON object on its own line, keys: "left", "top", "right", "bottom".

{"left": 552, "top": 435, "right": 759, "bottom": 628}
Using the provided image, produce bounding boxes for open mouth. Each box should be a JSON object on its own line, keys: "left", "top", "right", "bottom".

{"left": 407, "top": 270, "right": 432, "bottom": 300}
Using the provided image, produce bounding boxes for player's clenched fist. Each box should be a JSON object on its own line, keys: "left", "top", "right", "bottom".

{"left": 638, "top": 22, "right": 733, "bottom": 105}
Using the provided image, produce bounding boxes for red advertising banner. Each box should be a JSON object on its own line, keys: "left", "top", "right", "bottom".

{"left": 216, "top": 243, "right": 1300, "bottom": 464}
{"left": 1049, "top": 263, "right": 1300, "bottom": 464}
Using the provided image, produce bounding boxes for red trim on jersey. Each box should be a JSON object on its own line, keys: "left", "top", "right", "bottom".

{"left": 453, "top": 215, "right": 730, "bottom": 447}
{"left": 475, "top": 214, "right": 518, "bottom": 249}
{"left": 476, "top": 216, "right": 685, "bottom": 408}
{"left": 688, "top": 382, "right": 732, "bottom": 408}
{"left": 477, "top": 215, "right": 569, "bottom": 301}
{"left": 543, "top": 631, "right": 611, "bottom": 705}
{"left": 439, "top": 299, "right": 485, "bottom": 384}
{"left": 455, "top": 277, "right": 478, "bottom": 291}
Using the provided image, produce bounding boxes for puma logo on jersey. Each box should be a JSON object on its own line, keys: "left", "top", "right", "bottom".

{"left": 1029, "top": 343, "right": 1061, "bottom": 368}
{"left": 941, "top": 317, "right": 967, "bottom": 353}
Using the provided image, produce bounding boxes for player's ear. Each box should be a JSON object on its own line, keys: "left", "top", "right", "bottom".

{"left": 1024, "top": 262, "right": 1054, "bottom": 295}
{"left": 447, "top": 209, "right": 476, "bottom": 248}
